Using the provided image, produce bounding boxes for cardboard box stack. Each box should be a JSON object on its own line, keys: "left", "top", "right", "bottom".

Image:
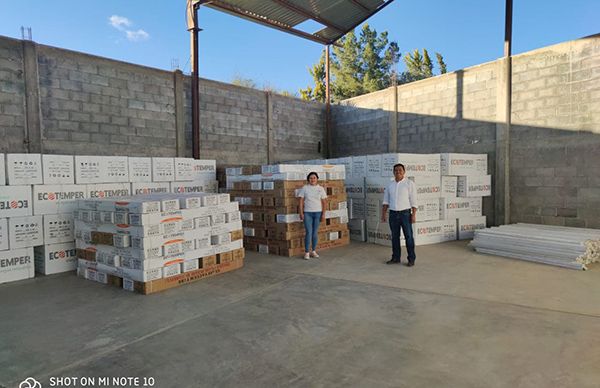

{"left": 0, "top": 153, "right": 218, "bottom": 285}
{"left": 226, "top": 164, "right": 350, "bottom": 257}
{"left": 1, "top": 153, "right": 42, "bottom": 284}
{"left": 440, "top": 153, "right": 491, "bottom": 240}
{"left": 289, "top": 152, "right": 491, "bottom": 247}
{"left": 74, "top": 192, "right": 244, "bottom": 294}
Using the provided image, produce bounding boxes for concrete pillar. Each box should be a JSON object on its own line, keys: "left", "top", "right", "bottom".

{"left": 388, "top": 86, "right": 398, "bottom": 152}
{"left": 21, "top": 40, "right": 43, "bottom": 153}
{"left": 495, "top": 57, "right": 511, "bottom": 225}
{"left": 173, "top": 70, "right": 186, "bottom": 157}
{"left": 266, "top": 91, "right": 274, "bottom": 164}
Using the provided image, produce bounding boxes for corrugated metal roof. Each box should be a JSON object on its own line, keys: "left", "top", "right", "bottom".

{"left": 202, "top": 0, "right": 394, "bottom": 45}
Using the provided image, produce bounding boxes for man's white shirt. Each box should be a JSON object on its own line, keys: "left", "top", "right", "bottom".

{"left": 383, "top": 178, "right": 417, "bottom": 211}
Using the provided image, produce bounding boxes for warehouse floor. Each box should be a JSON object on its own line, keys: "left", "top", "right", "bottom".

{"left": 1, "top": 241, "right": 599, "bottom": 388}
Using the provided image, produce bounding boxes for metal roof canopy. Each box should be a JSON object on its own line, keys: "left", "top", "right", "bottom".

{"left": 199, "top": 0, "right": 396, "bottom": 46}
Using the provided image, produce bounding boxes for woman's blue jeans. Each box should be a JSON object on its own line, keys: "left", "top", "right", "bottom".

{"left": 303, "top": 212, "right": 322, "bottom": 252}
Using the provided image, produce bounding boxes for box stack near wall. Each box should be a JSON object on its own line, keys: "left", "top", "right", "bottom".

{"left": 226, "top": 164, "right": 349, "bottom": 257}
{"left": 1, "top": 153, "right": 218, "bottom": 285}
{"left": 440, "top": 153, "right": 490, "bottom": 240}
{"left": 74, "top": 192, "right": 244, "bottom": 294}
{"left": 0, "top": 153, "right": 38, "bottom": 284}
{"left": 291, "top": 152, "right": 491, "bottom": 247}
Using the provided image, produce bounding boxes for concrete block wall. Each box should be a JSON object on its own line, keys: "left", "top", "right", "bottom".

{"left": 185, "top": 78, "right": 269, "bottom": 165}
{"left": 510, "top": 36, "right": 600, "bottom": 228}
{"left": 394, "top": 63, "right": 498, "bottom": 223}
{"left": 0, "top": 34, "right": 326, "bottom": 167}
{"left": 271, "top": 93, "right": 324, "bottom": 162}
{"left": 37, "top": 44, "right": 177, "bottom": 156}
{"left": 331, "top": 88, "right": 392, "bottom": 156}
{"left": 0, "top": 37, "right": 27, "bottom": 152}
{"left": 330, "top": 34, "right": 600, "bottom": 228}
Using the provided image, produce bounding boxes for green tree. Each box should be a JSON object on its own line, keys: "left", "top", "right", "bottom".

{"left": 300, "top": 24, "right": 400, "bottom": 102}
{"left": 299, "top": 50, "right": 327, "bottom": 102}
{"left": 436, "top": 52, "right": 447, "bottom": 74}
{"left": 401, "top": 49, "right": 448, "bottom": 83}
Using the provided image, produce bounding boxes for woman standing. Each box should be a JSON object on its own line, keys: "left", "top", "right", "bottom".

{"left": 298, "top": 172, "right": 327, "bottom": 260}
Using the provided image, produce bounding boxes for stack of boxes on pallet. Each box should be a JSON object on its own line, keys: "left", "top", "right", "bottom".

{"left": 0, "top": 153, "right": 217, "bottom": 285}
{"left": 289, "top": 153, "right": 490, "bottom": 247}
{"left": 226, "top": 164, "right": 350, "bottom": 256}
{"left": 75, "top": 193, "right": 244, "bottom": 294}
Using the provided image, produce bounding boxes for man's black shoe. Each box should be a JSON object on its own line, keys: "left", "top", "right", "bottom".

{"left": 386, "top": 259, "right": 400, "bottom": 264}
{"left": 407, "top": 261, "right": 415, "bottom": 267}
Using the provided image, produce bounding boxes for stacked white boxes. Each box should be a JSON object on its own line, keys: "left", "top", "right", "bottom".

{"left": 74, "top": 192, "right": 244, "bottom": 294}
{"left": 1, "top": 153, "right": 219, "bottom": 283}
{"left": 1, "top": 154, "right": 38, "bottom": 283}
{"left": 440, "top": 153, "right": 490, "bottom": 240}
{"left": 295, "top": 152, "right": 491, "bottom": 247}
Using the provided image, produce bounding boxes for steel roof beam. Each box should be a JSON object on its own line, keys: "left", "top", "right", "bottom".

{"left": 270, "top": 0, "right": 347, "bottom": 34}
{"left": 207, "top": 0, "right": 338, "bottom": 45}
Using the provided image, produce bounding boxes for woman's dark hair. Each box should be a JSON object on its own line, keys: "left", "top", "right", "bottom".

{"left": 306, "top": 172, "right": 319, "bottom": 181}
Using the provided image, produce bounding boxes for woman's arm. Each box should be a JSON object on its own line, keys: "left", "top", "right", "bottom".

{"left": 321, "top": 197, "right": 327, "bottom": 222}
{"left": 299, "top": 197, "right": 304, "bottom": 220}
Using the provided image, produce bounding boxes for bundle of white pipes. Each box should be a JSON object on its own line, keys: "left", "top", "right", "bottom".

{"left": 469, "top": 223, "right": 600, "bottom": 270}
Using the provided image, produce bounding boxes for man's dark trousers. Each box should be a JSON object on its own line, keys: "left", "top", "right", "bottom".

{"left": 389, "top": 209, "right": 416, "bottom": 263}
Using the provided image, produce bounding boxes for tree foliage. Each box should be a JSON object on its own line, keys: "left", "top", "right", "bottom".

{"left": 300, "top": 24, "right": 400, "bottom": 102}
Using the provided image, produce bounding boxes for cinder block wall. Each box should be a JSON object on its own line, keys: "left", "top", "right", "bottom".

{"left": 331, "top": 88, "right": 392, "bottom": 155}
{"left": 510, "top": 36, "right": 600, "bottom": 228}
{"left": 0, "top": 38, "right": 27, "bottom": 152}
{"left": 37, "top": 45, "right": 177, "bottom": 156}
{"left": 271, "top": 93, "right": 324, "bottom": 162}
{"left": 330, "top": 35, "right": 600, "bottom": 228}
{"left": 0, "top": 34, "right": 325, "bottom": 166}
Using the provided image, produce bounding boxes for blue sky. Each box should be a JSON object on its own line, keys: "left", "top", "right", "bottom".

{"left": 1, "top": 1, "right": 598, "bottom": 95}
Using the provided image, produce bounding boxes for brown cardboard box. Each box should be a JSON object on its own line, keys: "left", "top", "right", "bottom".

{"left": 202, "top": 255, "right": 217, "bottom": 268}
{"left": 233, "top": 182, "right": 251, "bottom": 190}
{"left": 232, "top": 248, "right": 245, "bottom": 260}
{"left": 245, "top": 236, "right": 269, "bottom": 246}
{"left": 272, "top": 205, "right": 299, "bottom": 214}
{"left": 217, "top": 251, "right": 233, "bottom": 264}
{"left": 244, "top": 242, "right": 258, "bottom": 252}
{"left": 241, "top": 165, "right": 262, "bottom": 175}
{"left": 275, "top": 197, "right": 300, "bottom": 207}
{"left": 91, "top": 231, "right": 114, "bottom": 246}
{"left": 136, "top": 257, "right": 244, "bottom": 294}
{"left": 274, "top": 180, "right": 305, "bottom": 190}
{"left": 230, "top": 229, "right": 243, "bottom": 241}
{"left": 262, "top": 196, "right": 275, "bottom": 207}
{"left": 76, "top": 248, "right": 97, "bottom": 261}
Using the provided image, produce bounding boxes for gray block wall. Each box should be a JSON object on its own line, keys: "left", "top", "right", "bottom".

{"left": 0, "top": 38, "right": 27, "bottom": 152}
{"left": 0, "top": 34, "right": 326, "bottom": 166}
{"left": 330, "top": 35, "right": 600, "bottom": 228}
{"left": 331, "top": 88, "right": 392, "bottom": 156}
{"left": 37, "top": 45, "right": 177, "bottom": 156}
{"left": 510, "top": 37, "right": 600, "bottom": 229}
{"left": 271, "top": 93, "right": 324, "bottom": 162}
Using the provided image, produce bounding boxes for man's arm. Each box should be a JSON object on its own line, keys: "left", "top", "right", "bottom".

{"left": 382, "top": 204, "right": 389, "bottom": 222}
{"left": 409, "top": 181, "right": 417, "bottom": 223}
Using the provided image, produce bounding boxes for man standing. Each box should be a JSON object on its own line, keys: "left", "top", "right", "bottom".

{"left": 381, "top": 163, "right": 417, "bottom": 266}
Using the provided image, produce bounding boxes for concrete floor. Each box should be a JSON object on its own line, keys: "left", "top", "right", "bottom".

{"left": 1, "top": 241, "right": 599, "bottom": 388}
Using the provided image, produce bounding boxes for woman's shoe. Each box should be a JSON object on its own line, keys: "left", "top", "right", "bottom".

{"left": 303, "top": 252, "right": 310, "bottom": 260}
{"left": 310, "top": 251, "right": 319, "bottom": 258}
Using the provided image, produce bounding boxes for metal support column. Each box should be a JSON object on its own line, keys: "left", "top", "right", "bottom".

{"left": 495, "top": 0, "right": 513, "bottom": 225}
{"left": 189, "top": 2, "right": 201, "bottom": 159}
{"left": 325, "top": 45, "right": 331, "bottom": 158}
